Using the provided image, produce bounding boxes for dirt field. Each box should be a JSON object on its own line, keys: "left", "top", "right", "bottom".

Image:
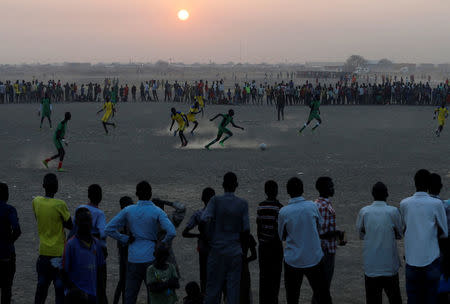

{"left": 1, "top": 102, "right": 449, "bottom": 303}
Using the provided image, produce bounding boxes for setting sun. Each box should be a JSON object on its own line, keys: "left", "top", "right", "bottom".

{"left": 177, "top": 9, "right": 189, "bottom": 21}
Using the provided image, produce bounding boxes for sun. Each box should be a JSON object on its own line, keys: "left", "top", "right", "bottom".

{"left": 177, "top": 9, "right": 189, "bottom": 21}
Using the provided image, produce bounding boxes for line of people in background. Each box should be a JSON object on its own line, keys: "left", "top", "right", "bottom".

{"left": 0, "top": 77, "right": 449, "bottom": 106}
{"left": 0, "top": 169, "right": 450, "bottom": 303}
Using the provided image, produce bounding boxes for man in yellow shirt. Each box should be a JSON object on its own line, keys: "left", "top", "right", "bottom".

{"left": 170, "top": 107, "right": 189, "bottom": 147}
{"left": 97, "top": 96, "right": 116, "bottom": 134}
{"left": 33, "top": 173, "right": 72, "bottom": 304}
{"left": 186, "top": 102, "right": 201, "bottom": 134}
{"left": 434, "top": 103, "right": 449, "bottom": 137}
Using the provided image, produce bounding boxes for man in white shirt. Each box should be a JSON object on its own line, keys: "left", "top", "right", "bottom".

{"left": 356, "top": 182, "right": 403, "bottom": 304}
{"left": 278, "top": 177, "right": 332, "bottom": 304}
{"left": 400, "top": 169, "right": 448, "bottom": 304}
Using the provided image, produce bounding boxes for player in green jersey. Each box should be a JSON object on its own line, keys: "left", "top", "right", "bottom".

{"left": 39, "top": 93, "right": 52, "bottom": 129}
{"left": 42, "top": 112, "right": 71, "bottom": 172}
{"left": 205, "top": 109, "right": 244, "bottom": 150}
{"left": 299, "top": 96, "right": 322, "bottom": 133}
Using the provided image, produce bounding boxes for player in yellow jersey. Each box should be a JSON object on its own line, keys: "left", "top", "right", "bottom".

{"left": 187, "top": 102, "right": 201, "bottom": 134}
{"left": 434, "top": 102, "right": 449, "bottom": 137}
{"left": 97, "top": 96, "right": 116, "bottom": 134}
{"left": 170, "top": 107, "right": 189, "bottom": 146}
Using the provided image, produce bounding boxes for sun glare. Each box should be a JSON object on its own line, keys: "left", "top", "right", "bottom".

{"left": 177, "top": 9, "right": 189, "bottom": 21}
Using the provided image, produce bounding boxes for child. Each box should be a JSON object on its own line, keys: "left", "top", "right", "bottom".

{"left": 113, "top": 196, "right": 133, "bottom": 304}
{"left": 183, "top": 282, "right": 203, "bottom": 304}
{"left": 63, "top": 208, "right": 105, "bottom": 304}
{"left": 182, "top": 187, "right": 216, "bottom": 294}
{"left": 146, "top": 245, "right": 179, "bottom": 304}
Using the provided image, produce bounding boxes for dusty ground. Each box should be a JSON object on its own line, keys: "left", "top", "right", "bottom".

{"left": 1, "top": 102, "right": 449, "bottom": 303}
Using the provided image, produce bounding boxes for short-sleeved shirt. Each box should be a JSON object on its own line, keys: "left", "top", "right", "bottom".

{"left": 72, "top": 204, "right": 107, "bottom": 248}
{"left": 201, "top": 193, "right": 250, "bottom": 257}
{"left": 41, "top": 98, "right": 51, "bottom": 116}
{"left": 63, "top": 236, "right": 105, "bottom": 296}
{"left": 436, "top": 107, "right": 448, "bottom": 121}
{"left": 33, "top": 196, "right": 71, "bottom": 256}
{"left": 54, "top": 121, "right": 67, "bottom": 142}
{"left": 315, "top": 198, "right": 337, "bottom": 254}
{"left": 0, "top": 201, "right": 20, "bottom": 259}
{"left": 256, "top": 200, "right": 283, "bottom": 245}
{"left": 146, "top": 263, "right": 178, "bottom": 304}
{"left": 171, "top": 112, "right": 186, "bottom": 126}
{"left": 219, "top": 114, "right": 233, "bottom": 129}
{"left": 310, "top": 100, "right": 321, "bottom": 113}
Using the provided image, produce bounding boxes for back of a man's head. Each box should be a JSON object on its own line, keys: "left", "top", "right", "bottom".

{"left": 414, "top": 169, "right": 430, "bottom": 192}
{"left": 43, "top": 173, "right": 58, "bottom": 195}
{"left": 223, "top": 172, "right": 238, "bottom": 192}
{"left": 88, "top": 184, "right": 102, "bottom": 205}
{"left": 287, "top": 177, "right": 303, "bottom": 198}
{"left": 264, "top": 180, "right": 278, "bottom": 199}
{"left": 0, "top": 182, "right": 9, "bottom": 202}
{"left": 136, "top": 181, "right": 152, "bottom": 201}
{"left": 428, "top": 173, "right": 442, "bottom": 196}
{"left": 372, "top": 182, "right": 388, "bottom": 201}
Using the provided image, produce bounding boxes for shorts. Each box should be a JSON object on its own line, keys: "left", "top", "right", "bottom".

{"left": 42, "top": 112, "right": 51, "bottom": 118}
{"left": 308, "top": 112, "right": 321, "bottom": 122}
{"left": 438, "top": 119, "right": 445, "bottom": 126}
{"left": 187, "top": 115, "right": 197, "bottom": 123}
{"left": 102, "top": 112, "right": 112, "bottom": 123}
{"left": 178, "top": 123, "right": 186, "bottom": 132}
{"left": 217, "top": 127, "right": 232, "bottom": 138}
{"left": 54, "top": 139, "right": 63, "bottom": 150}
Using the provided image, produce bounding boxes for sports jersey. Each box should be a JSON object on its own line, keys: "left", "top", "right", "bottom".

{"left": 41, "top": 98, "right": 51, "bottom": 117}
{"left": 435, "top": 107, "right": 448, "bottom": 124}
{"left": 53, "top": 121, "right": 67, "bottom": 149}
{"left": 172, "top": 112, "right": 186, "bottom": 131}
{"left": 219, "top": 114, "right": 233, "bottom": 129}
{"left": 187, "top": 106, "right": 199, "bottom": 122}
{"left": 102, "top": 101, "right": 114, "bottom": 122}
{"left": 32, "top": 196, "right": 71, "bottom": 256}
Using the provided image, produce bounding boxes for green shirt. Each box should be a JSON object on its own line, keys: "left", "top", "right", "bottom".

{"left": 146, "top": 263, "right": 178, "bottom": 304}
{"left": 310, "top": 100, "right": 321, "bottom": 113}
{"left": 220, "top": 114, "right": 233, "bottom": 129}
{"left": 54, "top": 121, "right": 67, "bottom": 141}
{"left": 41, "top": 98, "right": 51, "bottom": 116}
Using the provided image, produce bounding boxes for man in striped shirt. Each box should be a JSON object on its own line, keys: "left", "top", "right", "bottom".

{"left": 313, "top": 177, "right": 346, "bottom": 304}
{"left": 256, "top": 180, "right": 284, "bottom": 304}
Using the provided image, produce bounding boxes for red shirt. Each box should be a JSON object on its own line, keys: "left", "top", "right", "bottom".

{"left": 315, "top": 197, "right": 337, "bottom": 254}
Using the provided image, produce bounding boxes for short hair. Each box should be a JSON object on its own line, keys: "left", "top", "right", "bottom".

{"left": 414, "top": 169, "right": 430, "bottom": 190}
{"left": 315, "top": 177, "right": 332, "bottom": 192}
{"left": 43, "top": 173, "right": 58, "bottom": 190}
{"left": 75, "top": 207, "right": 92, "bottom": 226}
{"left": 136, "top": 181, "right": 152, "bottom": 200}
{"left": 201, "top": 187, "right": 215, "bottom": 204}
{"left": 0, "top": 182, "right": 9, "bottom": 201}
{"left": 287, "top": 177, "right": 303, "bottom": 196}
{"left": 88, "top": 184, "right": 102, "bottom": 203}
{"left": 185, "top": 281, "right": 201, "bottom": 298}
{"left": 429, "top": 173, "right": 442, "bottom": 195}
{"left": 264, "top": 180, "right": 278, "bottom": 197}
{"left": 223, "top": 172, "right": 238, "bottom": 189}
{"left": 64, "top": 112, "right": 71, "bottom": 120}
{"left": 372, "top": 182, "right": 388, "bottom": 200}
{"left": 119, "top": 196, "right": 133, "bottom": 209}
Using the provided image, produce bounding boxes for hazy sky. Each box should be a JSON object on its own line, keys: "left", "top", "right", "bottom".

{"left": 1, "top": 0, "right": 449, "bottom": 64}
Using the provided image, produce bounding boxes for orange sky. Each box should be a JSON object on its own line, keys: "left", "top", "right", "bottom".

{"left": 1, "top": 0, "right": 449, "bottom": 64}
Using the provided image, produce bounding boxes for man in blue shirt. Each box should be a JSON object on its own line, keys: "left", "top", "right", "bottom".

{"left": 278, "top": 177, "right": 332, "bottom": 304}
{"left": 63, "top": 207, "right": 105, "bottom": 304}
{"left": 0, "top": 182, "right": 21, "bottom": 304}
{"left": 202, "top": 172, "right": 250, "bottom": 304}
{"left": 105, "top": 181, "right": 176, "bottom": 304}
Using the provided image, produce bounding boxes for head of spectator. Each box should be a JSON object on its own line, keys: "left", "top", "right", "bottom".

{"left": 315, "top": 176, "right": 334, "bottom": 198}
{"left": 264, "top": 180, "right": 278, "bottom": 201}
{"left": 185, "top": 281, "right": 202, "bottom": 301}
{"left": 201, "top": 187, "right": 215, "bottom": 207}
{"left": 0, "top": 182, "right": 9, "bottom": 202}
{"left": 153, "top": 244, "right": 170, "bottom": 268}
{"left": 88, "top": 184, "right": 102, "bottom": 207}
{"left": 75, "top": 207, "right": 93, "bottom": 239}
{"left": 428, "top": 173, "right": 442, "bottom": 196}
{"left": 287, "top": 177, "right": 303, "bottom": 198}
{"left": 372, "top": 182, "right": 388, "bottom": 201}
{"left": 119, "top": 196, "right": 133, "bottom": 210}
{"left": 414, "top": 169, "right": 430, "bottom": 192}
{"left": 43, "top": 173, "right": 58, "bottom": 197}
{"left": 223, "top": 172, "right": 238, "bottom": 193}
{"left": 136, "top": 181, "right": 152, "bottom": 201}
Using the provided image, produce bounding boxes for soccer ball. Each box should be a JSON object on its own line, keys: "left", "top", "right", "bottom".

{"left": 259, "top": 143, "right": 267, "bottom": 151}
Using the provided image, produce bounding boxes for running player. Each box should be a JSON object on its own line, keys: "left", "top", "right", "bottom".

{"left": 170, "top": 107, "right": 189, "bottom": 147}
{"left": 39, "top": 93, "right": 52, "bottom": 129}
{"left": 434, "top": 102, "right": 449, "bottom": 137}
{"left": 187, "top": 102, "right": 201, "bottom": 134}
{"left": 97, "top": 96, "right": 116, "bottom": 134}
{"left": 299, "top": 95, "right": 322, "bottom": 133}
{"left": 205, "top": 109, "right": 244, "bottom": 150}
{"left": 42, "top": 112, "right": 71, "bottom": 172}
